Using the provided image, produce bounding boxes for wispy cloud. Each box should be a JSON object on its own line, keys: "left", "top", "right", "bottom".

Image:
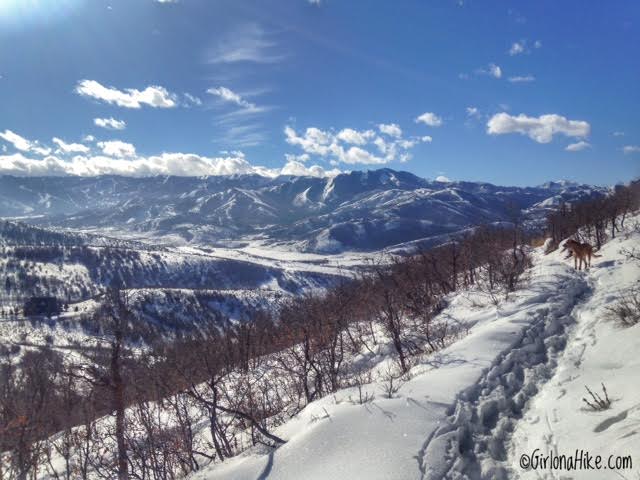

{"left": 183, "top": 93, "right": 202, "bottom": 106}
{"left": 207, "top": 86, "right": 256, "bottom": 109}
{"left": 466, "top": 106, "right": 481, "bottom": 119}
{"left": 508, "top": 75, "right": 535, "bottom": 83}
{"left": 622, "top": 145, "right": 640, "bottom": 154}
{"left": 212, "top": 122, "right": 268, "bottom": 149}
{"left": 565, "top": 141, "right": 591, "bottom": 152}
{"left": 206, "top": 86, "right": 272, "bottom": 148}
{"left": 205, "top": 23, "right": 284, "bottom": 64}
{"left": 75, "top": 80, "right": 178, "bottom": 108}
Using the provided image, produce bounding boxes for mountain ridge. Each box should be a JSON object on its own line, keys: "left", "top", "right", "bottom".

{"left": 0, "top": 168, "right": 606, "bottom": 252}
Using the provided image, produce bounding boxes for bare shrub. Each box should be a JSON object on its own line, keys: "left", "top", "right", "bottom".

{"left": 606, "top": 286, "right": 640, "bottom": 327}
{"left": 378, "top": 362, "right": 410, "bottom": 399}
{"left": 346, "top": 370, "right": 375, "bottom": 405}
{"left": 582, "top": 383, "right": 611, "bottom": 411}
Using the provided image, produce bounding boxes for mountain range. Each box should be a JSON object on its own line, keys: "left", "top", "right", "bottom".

{"left": 0, "top": 169, "right": 606, "bottom": 253}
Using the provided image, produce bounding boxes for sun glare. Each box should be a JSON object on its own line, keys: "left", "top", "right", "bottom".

{"left": 0, "top": 0, "right": 81, "bottom": 25}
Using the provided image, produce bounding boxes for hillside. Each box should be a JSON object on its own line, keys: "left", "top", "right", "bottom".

{"left": 0, "top": 220, "right": 343, "bottom": 344}
{"left": 188, "top": 219, "right": 640, "bottom": 480}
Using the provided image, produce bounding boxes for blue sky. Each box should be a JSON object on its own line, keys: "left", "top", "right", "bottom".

{"left": 0, "top": 0, "right": 638, "bottom": 186}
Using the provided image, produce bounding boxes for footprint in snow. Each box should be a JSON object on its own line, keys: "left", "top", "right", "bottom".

{"left": 526, "top": 414, "right": 540, "bottom": 425}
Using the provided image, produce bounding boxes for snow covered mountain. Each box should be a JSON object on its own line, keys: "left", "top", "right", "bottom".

{"left": 0, "top": 169, "right": 605, "bottom": 252}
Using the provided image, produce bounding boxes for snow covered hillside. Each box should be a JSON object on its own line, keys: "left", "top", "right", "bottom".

{"left": 190, "top": 222, "right": 640, "bottom": 480}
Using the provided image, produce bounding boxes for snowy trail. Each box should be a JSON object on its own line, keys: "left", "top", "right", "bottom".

{"left": 420, "top": 260, "right": 590, "bottom": 480}
{"left": 506, "top": 232, "right": 640, "bottom": 480}
{"left": 193, "top": 252, "right": 593, "bottom": 480}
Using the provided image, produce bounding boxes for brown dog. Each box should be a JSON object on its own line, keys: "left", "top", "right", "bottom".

{"left": 562, "top": 239, "right": 601, "bottom": 270}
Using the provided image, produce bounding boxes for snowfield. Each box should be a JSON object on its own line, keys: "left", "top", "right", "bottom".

{"left": 190, "top": 224, "right": 639, "bottom": 480}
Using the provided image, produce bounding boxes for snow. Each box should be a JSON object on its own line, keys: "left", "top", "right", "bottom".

{"left": 507, "top": 230, "right": 640, "bottom": 479}
{"left": 5, "top": 211, "right": 637, "bottom": 479}
{"left": 190, "top": 220, "right": 640, "bottom": 480}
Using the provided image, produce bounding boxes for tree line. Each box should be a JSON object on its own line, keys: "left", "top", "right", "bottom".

{"left": 546, "top": 180, "right": 640, "bottom": 249}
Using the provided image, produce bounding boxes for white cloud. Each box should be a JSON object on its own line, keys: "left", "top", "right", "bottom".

{"left": 83, "top": 135, "right": 95, "bottom": 143}
{"left": 508, "top": 75, "right": 535, "bottom": 83}
{"left": 612, "top": 131, "right": 625, "bottom": 137}
{"left": 0, "top": 129, "right": 32, "bottom": 151}
{"left": 378, "top": 123, "right": 402, "bottom": 138}
{"left": 476, "top": 63, "right": 502, "bottom": 79}
{"left": 488, "top": 63, "right": 502, "bottom": 78}
{"left": 341, "top": 146, "right": 386, "bottom": 165}
{"left": 75, "top": 80, "right": 177, "bottom": 108}
{"left": 0, "top": 151, "right": 341, "bottom": 178}
{"left": 622, "top": 145, "right": 640, "bottom": 154}
{"left": 509, "top": 39, "right": 541, "bottom": 55}
{"left": 52, "top": 137, "right": 90, "bottom": 154}
{"left": 285, "top": 124, "right": 430, "bottom": 166}
{"left": 487, "top": 113, "right": 590, "bottom": 144}
{"left": 415, "top": 112, "right": 443, "bottom": 127}
{"left": 435, "top": 175, "right": 451, "bottom": 182}
{"left": 207, "top": 86, "right": 255, "bottom": 109}
{"left": 565, "top": 141, "right": 591, "bottom": 152}
{"left": 94, "top": 117, "right": 126, "bottom": 130}
{"left": 336, "top": 128, "right": 374, "bottom": 145}
{"left": 97, "top": 140, "right": 136, "bottom": 158}
{"left": 206, "top": 23, "right": 283, "bottom": 64}
{"left": 509, "top": 41, "right": 525, "bottom": 56}
{"left": 281, "top": 160, "right": 340, "bottom": 177}
{"left": 0, "top": 129, "right": 51, "bottom": 155}
{"left": 284, "top": 153, "right": 311, "bottom": 163}
{"left": 284, "top": 126, "right": 335, "bottom": 156}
